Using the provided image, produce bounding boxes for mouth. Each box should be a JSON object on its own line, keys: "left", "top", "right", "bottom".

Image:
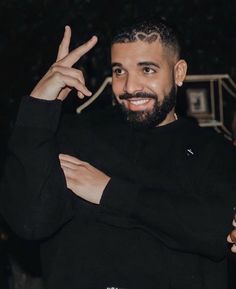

{"left": 124, "top": 98, "right": 154, "bottom": 111}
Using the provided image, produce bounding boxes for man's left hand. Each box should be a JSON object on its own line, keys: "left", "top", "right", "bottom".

{"left": 59, "top": 154, "right": 110, "bottom": 204}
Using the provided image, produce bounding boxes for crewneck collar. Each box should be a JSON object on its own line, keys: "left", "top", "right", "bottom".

{"left": 129, "top": 117, "right": 199, "bottom": 137}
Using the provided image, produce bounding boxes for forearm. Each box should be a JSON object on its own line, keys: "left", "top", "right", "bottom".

{"left": 99, "top": 145, "right": 236, "bottom": 260}
{"left": 1, "top": 27, "right": 99, "bottom": 239}
{"left": 1, "top": 96, "right": 73, "bottom": 239}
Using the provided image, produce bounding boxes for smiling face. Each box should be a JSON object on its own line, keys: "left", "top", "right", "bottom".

{"left": 111, "top": 40, "right": 187, "bottom": 127}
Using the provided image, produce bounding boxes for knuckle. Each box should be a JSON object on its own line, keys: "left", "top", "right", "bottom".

{"left": 50, "top": 65, "right": 60, "bottom": 73}
{"left": 77, "top": 71, "right": 85, "bottom": 83}
{"left": 50, "top": 65, "right": 57, "bottom": 73}
{"left": 52, "top": 71, "right": 62, "bottom": 80}
{"left": 77, "top": 70, "right": 83, "bottom": 77}
{"left": 75, "top": 79, "right": 82, "bottom": 87}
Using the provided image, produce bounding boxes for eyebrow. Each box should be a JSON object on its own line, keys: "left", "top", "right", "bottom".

{"left": 111, "top": 61, "right": 160, "bottom": 68}
{"left": 138, "top": 61, "right": 160, "bottom": 68}
{"left": 111, "top": 62, "right": 122, "bottom": 68}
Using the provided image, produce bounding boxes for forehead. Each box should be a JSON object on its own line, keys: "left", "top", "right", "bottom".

{"left": 111, "top": 40, "right": 168, "bottom": 64}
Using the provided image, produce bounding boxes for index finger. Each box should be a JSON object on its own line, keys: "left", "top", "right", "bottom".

{"left": 59, "top": 35, "right": 98, "bottom": 67}
{"left": 56, "top": 25, "right": 72, "bottom": 61}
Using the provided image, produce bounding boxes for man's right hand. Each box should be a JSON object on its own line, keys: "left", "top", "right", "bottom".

{"left": 30, "top": 26, "right": 97, "bottom": 101}
{"left": 227, "top": 219, "right": 236, "bottom": 253}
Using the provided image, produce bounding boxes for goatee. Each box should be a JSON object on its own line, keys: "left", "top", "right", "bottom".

{"left": 117, "top": 86, "right": 177, "bottom": 129}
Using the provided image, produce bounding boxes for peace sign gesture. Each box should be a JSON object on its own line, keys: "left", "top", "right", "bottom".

{"left": 31, "top": 26, "right": 98, "bottom": 101}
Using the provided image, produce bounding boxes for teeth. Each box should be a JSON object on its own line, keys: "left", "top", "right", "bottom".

{"left": 129, "top": 99, "right": 150, "bottom": 105}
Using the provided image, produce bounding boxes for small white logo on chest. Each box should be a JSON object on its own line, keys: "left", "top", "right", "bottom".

{"left": 187, "top": 148, "right": 194, "bottom": 155}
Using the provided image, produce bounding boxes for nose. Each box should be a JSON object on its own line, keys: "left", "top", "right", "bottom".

{"left": 124, "top": 74, "right": 143, "bottom": 95}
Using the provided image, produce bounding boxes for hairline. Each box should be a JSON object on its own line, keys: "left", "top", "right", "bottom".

{"left": 111, "top": 38, "right": 180, "bottom": 62}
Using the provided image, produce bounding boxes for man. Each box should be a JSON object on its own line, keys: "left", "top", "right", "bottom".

{"left": 1, "top": 19, "right": 236, "bottom": 289}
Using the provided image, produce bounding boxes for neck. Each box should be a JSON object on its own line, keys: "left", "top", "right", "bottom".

{"left": 157, "top": 110, "right": 177, "bottom": 127}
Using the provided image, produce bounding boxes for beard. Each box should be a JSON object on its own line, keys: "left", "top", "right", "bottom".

{"left": 117, "top": 86, "right": 177, "bottom": 129}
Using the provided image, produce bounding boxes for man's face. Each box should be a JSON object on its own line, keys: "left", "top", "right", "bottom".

{"left": 111, "top": 40, "right": 178, "bottom": 128}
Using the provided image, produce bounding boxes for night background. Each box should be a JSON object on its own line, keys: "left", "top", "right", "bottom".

{"left": 0, "top": 0, "right": 236, "bottom": 288}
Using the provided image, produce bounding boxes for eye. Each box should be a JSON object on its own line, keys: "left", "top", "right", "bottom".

{"left": 143, "top": 67, "right": 156, "bottom": 74}
{"left": 112, "top": 67, "right": 125, "bottom": 76}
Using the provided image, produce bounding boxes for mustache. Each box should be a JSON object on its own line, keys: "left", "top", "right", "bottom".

{"left": 119, "top": 92, "right": 157, "bottom": 100}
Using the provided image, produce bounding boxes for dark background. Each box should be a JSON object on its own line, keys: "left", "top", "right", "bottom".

{"left": 0, "top": 0, "right": 236, "bottom": 127}
{"left": 0, "top": 0, "right": 236, "bottom": 288}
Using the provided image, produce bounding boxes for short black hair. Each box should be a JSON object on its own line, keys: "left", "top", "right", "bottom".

{"left": 111, "top": 18, "right": 181, "bottom": 59}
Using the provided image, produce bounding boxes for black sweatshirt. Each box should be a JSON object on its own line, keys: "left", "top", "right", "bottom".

{"left": 1, "top": 95, "right": 236, "bottom": 289}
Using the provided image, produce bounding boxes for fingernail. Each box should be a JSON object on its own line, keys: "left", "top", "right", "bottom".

{"left": 85, "top": 89, "right": 92, "bottom": 96}
{"left": 91, "top": 35, "right": 97, "bottom": 42}
{"left": 77, "top": 92, "right": 84, "bottom": 99}
{"left": 232, "top": 245, "right": 236, "bottom": 253}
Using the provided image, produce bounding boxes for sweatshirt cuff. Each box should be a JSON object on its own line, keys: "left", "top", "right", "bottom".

{"left": 100, "top": 177, "right": 139, "bottom": 217}
{"left": 16, "top": 95, "right": 62, "bottom": 132}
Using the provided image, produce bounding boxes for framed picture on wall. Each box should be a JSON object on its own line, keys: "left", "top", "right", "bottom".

{"left": 186, "top": 88, "right": 210, "bottom": 117}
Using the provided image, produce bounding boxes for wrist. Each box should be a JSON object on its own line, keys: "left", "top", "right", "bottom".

{"left": 16, "top": 95, "right": 62, "bottom": 132}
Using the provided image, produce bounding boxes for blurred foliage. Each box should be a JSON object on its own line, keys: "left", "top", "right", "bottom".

{"left": 0, "top": 0, "right": 236, "bottom": 120}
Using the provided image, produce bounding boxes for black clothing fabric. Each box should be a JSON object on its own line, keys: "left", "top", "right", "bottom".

{"left": 1, "top": 95, "right": 236, "bottom": 289}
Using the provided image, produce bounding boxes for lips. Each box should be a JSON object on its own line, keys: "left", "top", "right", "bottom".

{"left": 129, "top": 99, "right": 150, "bottom": 105}
{"left": 125, "top": 98, "right": 154, "bottom": 111}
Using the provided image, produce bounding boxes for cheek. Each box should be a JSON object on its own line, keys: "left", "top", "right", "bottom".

{"left": 112, "top": 79, "right": 123, "bottom": 97}
{"left": 147, "top": 77, "right": 173, "bottom": 98}
{"left": 146, "top": 81, "right": 163, "bottom": 97}
{"left": 112, "top": 83, "right": 122, "bottom": 104}
{"left": 148, "top": 81, "right": 159, "bottom": 91}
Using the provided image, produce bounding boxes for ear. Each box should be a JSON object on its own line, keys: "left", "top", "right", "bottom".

{"left": 174, "top": 59, "right": 188, "bottom": 87}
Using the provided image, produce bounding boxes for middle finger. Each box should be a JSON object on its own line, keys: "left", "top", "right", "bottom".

{"left": 59, "top": 35, "right": 98, "bottom": 67}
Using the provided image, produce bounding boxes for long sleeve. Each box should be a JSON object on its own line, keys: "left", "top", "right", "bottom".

{"left": 99, "top": 135, "right": 236, "bottom": 261}
{"left": 0, "top": 96, "right": 73, "bottom": 239}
